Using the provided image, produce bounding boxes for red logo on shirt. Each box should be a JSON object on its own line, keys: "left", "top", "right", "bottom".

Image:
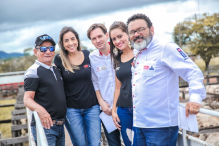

{"left": 143, "top": 65, "right": 149, "bottom": 70}
{"left": 84, "top": 64, "right": 89, "bottom": 68}
{"left": 131, "top": 62, "right": 133, "bottom": 66}
{"left": 97, "top": 67, "right": 100, "bottom": 72}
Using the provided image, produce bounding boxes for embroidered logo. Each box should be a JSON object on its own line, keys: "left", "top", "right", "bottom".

{"left": 97, "top": 66, "right": 107, "bottom": 72}
{"left": 84, "top": 64, "right": 89, "bottom": 68}
{"left": 40, "top": 35, "right": 52, "bottom": 41}
{"left": 131, "top": 62, "right": 133, "bottom": 66}
{"left": 116, "top": 67, "right": 120, "bottom": 70}
{"left": 101, "top": 67, "right": 107, "bottom": 70}
{"left": 143, "top": 65, "right": 154, "bottom": 70}
{"left": 143, "top": 65, "right": 149, "bottom": 70}
{"left": 177, "top": 48, "right": 188, "bottom": 60}
{"left": 149, "top": 66, "right": 154, "bottom": 70}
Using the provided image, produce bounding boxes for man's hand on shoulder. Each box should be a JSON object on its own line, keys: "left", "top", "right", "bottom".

{"left": 185, "top": 102, "right": 201, "bottom": 117}
{"left": 36, "top": 107, "right": 53, "bottom": 129}
{"left": 100, "top": 100, "right": 112, "bottom": 116}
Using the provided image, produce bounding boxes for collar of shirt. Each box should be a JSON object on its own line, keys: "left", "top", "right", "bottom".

{"left": 99, "top": 51, "right": 110, "bottom": 57}
{"left": 146, "top": 35, "right": 156, "bottom": 51}
{"left": 35, "top": 60, "right": 52, "bottom": 70}
{"left": 35, "top": 60, "right": 57, "bottom": 80}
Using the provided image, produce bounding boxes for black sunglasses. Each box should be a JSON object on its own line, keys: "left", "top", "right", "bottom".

{"left": 36, "top": 46, "right": 55, "bottom": 52}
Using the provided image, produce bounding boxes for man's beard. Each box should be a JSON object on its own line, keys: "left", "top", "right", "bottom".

{"left": 131, "top": 32, "right": 152, "bottom": 51}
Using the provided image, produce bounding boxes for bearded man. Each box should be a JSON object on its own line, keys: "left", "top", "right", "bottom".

{"left": 127, "top": 13, "right": 206, "bottom": 146}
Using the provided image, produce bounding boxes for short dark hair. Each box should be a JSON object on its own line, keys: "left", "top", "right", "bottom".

{"left": 127, "top": 13, "right": 153, "bottom": 28}
{"left": 87, "top": 23, "right": 107, "bottom": 39}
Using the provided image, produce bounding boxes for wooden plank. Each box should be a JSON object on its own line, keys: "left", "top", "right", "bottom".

{"left": 0, "top": 119, "right": 11, "bottom": 124}
{"left": 16, "top": 98, "right": 24, "bottom": 101}
{"left": 16, "top": 100, "right": 24, "bottom": 104}
{"left": 0, "top": 136, "right": 28, "bottom": 145}
{"left": 11, "top": 115, "right": 27, "bottom": 120}
{"left": 0, "top": 97, "right": 15, "bottom": 100}
{"left": 0, "top": 104, "right": 14, "bottom": 107}
{"left": 14, "top": 104, "right": 25, "bottom": 109}
{"left": 11, "top": 124, "right": 27, "bottom": 131}
{"left": 11, "top": 109, "right": 26, "bottom": 115}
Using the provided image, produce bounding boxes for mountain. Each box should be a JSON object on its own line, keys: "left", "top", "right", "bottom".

{"left": 0, "top": 51, "right": 24, "bottom": 60}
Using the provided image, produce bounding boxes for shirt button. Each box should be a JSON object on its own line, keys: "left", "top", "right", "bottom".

{"left": 137, "top": 62, "right": 139, "bottom": 64}
{"left": 135, "top": 73, "right": 137, "bottom": 75}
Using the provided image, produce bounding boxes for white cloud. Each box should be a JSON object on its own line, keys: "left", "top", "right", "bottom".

{"left": 0, "top": 0, "right": 218, "bottom": 53}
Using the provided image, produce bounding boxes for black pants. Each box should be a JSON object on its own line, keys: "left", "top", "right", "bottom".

{"left": 100, "top": 111, "right": 121, "bottom": 146}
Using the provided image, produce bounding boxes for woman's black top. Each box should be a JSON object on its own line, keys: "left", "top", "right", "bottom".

{"left": 115, "top": 54, "right": 134, "bottom": 108}
{"left": 54, "top": 50, "right": 98, "bottom": 109}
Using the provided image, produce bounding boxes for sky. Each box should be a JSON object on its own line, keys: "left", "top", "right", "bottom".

{"left": 0, "top": 0, "right": 219, "bottom": 53}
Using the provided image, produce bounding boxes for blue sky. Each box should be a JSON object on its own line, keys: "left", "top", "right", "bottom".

{"left": 0, "top": 0, "right": 219, "bottom": 53}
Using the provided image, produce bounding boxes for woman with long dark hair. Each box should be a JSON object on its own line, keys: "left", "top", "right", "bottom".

{"left": 54, "top": 26, "right": 101, "bottom": 146}
{"left": 110, "top": 21, "right": 138, "bottom": 146}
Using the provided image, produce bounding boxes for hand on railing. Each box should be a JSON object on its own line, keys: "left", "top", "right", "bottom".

{"left": 33, "top": 111, "right": 49, "bottom": 146}
{"left": 36, "top": 107, "right": 53, "bottom": 129}
{"left": 185, "top": 102, "right": 201, "bottom": 117}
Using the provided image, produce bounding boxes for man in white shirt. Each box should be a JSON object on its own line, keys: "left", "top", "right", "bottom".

{"left": 127, "top": 13, "right": 206, "bottom": 146}
{"left": 87, "top": 23, "right": 121, "bottom": 146}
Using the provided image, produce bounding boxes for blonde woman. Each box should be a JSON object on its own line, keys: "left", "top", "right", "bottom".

{"left": 54, "top": 26, "right": 101, "bottom": 146}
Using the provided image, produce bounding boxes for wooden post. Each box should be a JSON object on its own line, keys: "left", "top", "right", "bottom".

{"left": 182, "top": 91, "right": 185, "bottom": 99}
{"left": 206, "top": 75, "right": 209, "bottom": 85}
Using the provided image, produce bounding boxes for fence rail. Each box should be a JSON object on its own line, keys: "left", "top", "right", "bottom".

{"left": 32, "top": 111, "right": 48, "bottom": 146}
{"left": 178, "top": 103, "right": 219, "bottom": 146}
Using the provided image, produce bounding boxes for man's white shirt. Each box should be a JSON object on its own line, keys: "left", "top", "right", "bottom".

{"left": 132, "top": 35, "right": 206, "bottom": 128}
{"left": 89, "top": 50, "right": 115, "bottom": 108}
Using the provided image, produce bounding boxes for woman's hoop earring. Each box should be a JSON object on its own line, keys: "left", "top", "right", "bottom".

{"left": 113, "top": 47, "right": 118, "bottom": 56}
{"left": 128, "top": 41, "right": 132, "bottom": 49}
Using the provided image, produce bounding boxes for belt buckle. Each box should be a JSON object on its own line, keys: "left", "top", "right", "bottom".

{"left": 57, "top": 119, "right": 64, "bottom": 125}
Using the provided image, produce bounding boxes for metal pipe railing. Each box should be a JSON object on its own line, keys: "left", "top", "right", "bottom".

{"left": 179, "top": 103, "right": 219, "bottom": 146}
{"left": 27, "top": 108, "right": 48, "bottom": 146}
{"left": 0, "top": 71, "right": 26, "bottom": 76}
{"left": 26, "top": 108, "right": 35, "bottom": 146}
{"left": 179, "top": 103, "right": 219, "bottom": 117}
{"left": 33, "top": 111, "right": 48, "bottom": 146}
{"left": 178, "top": 131, "right": 214, "bottom": 146}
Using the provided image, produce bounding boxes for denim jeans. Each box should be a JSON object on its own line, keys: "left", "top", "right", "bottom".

{"left": 65, "top": 104, "right": 101, "bottom": 146}
{"left": 31, "top": 124, "right": 65, "bottom": 146}
{"left": 117, "top": 107, "right": 138, "bottom": 146}
{"left": 135, "top": 126, "right": 179, "bottom": 146}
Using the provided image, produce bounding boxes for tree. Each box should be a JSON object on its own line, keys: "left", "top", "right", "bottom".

{"left": 173, "top": 13, "right": 219, "bottom": 70}
{"left": 24, "top": 47, "right": 33, "bottom": 56}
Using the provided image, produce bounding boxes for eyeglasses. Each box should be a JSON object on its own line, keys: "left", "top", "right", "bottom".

{"left": 129, "top": 27, "right": 148, "bottom": 36}
{"left": 36, "top": 46, "right": 55, "bottom": 52}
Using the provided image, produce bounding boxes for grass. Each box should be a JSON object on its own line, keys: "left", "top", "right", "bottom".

{"left": 0, "top": 123, "right": 12, "bottom": 138}
{"left": 0, "top": 99, "right": 16, "bottom": 105}
{"left": 0, "top": 99, "right": 16, "bottom": 138}
{"left": 194, "top": 57, "right": 219, "bottom": 71}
